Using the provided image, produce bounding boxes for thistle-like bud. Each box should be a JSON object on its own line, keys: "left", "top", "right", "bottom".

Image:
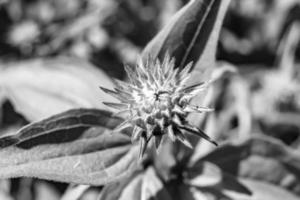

{"left": 100, "top": 54, "right": 217, "bottom": 158}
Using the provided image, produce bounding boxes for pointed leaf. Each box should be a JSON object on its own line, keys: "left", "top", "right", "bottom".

{"left": 100, "top": 167, "right": 172, "bottom": 200}
{"left": 139, "top": 136, "right": 148, "bottom": 159}
{"left": 142, "top": 0, "right": 231, "bottom": 82}
{"left": 0, "top": 57, "right": 116, "bottom": 121}
{"left": 141, "top": 167, "right": 173, "bottom": 200}
{"left": 103, "top": 102, "right": 128, "bottom": 110}
{"left": 0, "top": 108, "right": 124, "bottom": 148}
{"left": 186, "top": 161, "right": 222, "bottom": 187}
{"left": 186, "top": 161, "right": 252, "bottom": 196}
{"left": 0, "top": 108, "right": 138, "bottom": 185}
{"left": 226, "top": 179, "right": 300, "bottom": 200}
{"left": 179, "top": 125, "right": 218, "bottom": 146}
{"left": 99, "top": 171, "right": 141, "bottom": 200}
{"left": 202, "top": 135, "right": 300, "bottom": 195}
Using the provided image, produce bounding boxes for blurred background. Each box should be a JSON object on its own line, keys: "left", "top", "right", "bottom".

{"left": 0, "top": 0, "right": 300, "bottom": 199}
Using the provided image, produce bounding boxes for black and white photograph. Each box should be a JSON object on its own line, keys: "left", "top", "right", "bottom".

{"left": 0, "top": 0, "right": 300, "bottom": 199}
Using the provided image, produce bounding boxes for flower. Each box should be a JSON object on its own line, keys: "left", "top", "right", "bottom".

{"left": 100, "top": 54, "right": 217, "bottom": 158}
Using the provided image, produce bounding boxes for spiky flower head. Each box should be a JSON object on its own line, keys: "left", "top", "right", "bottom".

{"left": 101, "top": 54, "right": 217, "bottom": 158}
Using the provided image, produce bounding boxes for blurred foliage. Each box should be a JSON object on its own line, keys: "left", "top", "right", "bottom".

{"left": 0, "top": 0, "right": 300, "bottom": 200}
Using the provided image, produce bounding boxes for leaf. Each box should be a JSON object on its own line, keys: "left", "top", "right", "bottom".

{"left": 0, "top": 108, "right": 124, "bottom": 148}
{"left": 153, "top": 139, "right": 178, "bottom": 181}
{"left": 141, "top": 0, "right": 231, "bottom": 163}
{"left": 0, "top": 57, "right": 116, "bottom": 121}
{"left": 185, "top": 161, "right": 252, "bottom": 196}
{"left": 0, "top": 192, "right": 13, "bottom": 200}
{"left": 141, "top": 167, "right": 173, "bottom": 200}
{"left": 0, "top": 180, "right": 12, "bottom": 200}
{"left": 0, "top": 109, "right": 138, "bottom": 185}
{"left": 164, "top": 183, "right": 209, "bottom": 200}
{"left": 185, "top": 161, "right": 222, "bottom": 187}
{"left": 60, "top": 185, "right": 90, "bottom": 200}
{"left": 34, "top": 181, "right": 60, "bottom": 200}
{"left": 277, "top": 23, "right": 300, "bottom": 77}
{"left": 99, "top": 171, "right": 143, "bottom": 200}
{"left": 100, "top": 167, "right": 172, "bottom": 200}
{"left": 117, "top": 173, "right": 144, "bottom": 200}
{"left": 226, "top": 179, "right": 300, "bottom": 200}
{"left": 202, "top": 135, "right": 300, "bottom": 195}
{"left": 142, "top": 0, "right": 231, "bottom": 82}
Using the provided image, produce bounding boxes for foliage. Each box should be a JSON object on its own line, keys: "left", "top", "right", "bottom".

{"left": 0, "top": 0, "right": 300, "bottom": 200}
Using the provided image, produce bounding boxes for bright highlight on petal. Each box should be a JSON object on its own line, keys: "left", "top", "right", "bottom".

{"left": 101, "top": 54, "right": 217, "bottom": 158}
